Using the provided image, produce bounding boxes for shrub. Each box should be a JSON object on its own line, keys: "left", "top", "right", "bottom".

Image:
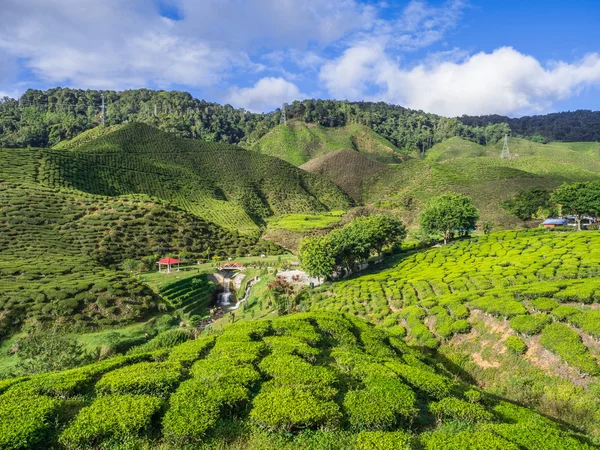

{"left": 251, "top": 387, "right": 341, "bottom": 432}
{"left": 488, "top": 423, "right": 594, "bottom": 450}
{"left": 59, "top": 394, "right": 163, "bottom": 448}
{"left": 262, "top": 335, "right": 320, "bottom": 360}
{"left": 343, "top": 378, "right": 416, "bottom": 430}
{"left": 258, "top": 353, "right": 337, "bottom": 393}
{"left": 356, "top": 430, "right": 413, "bottom": 450}
{"left": 385, "top": 361, "right": 451, "bottom": 399}
{"left": 95, "top": 361, "right": 183, "bottom": 397}
{"left": 422, "top": 430, "right": 519, "bottom": 449}
{"left": 429, "top": 397, "right": 492, "bottom": 423}
{"left": 505, "top": 336, "right": 527, "bottom": 354}
{"left": 166, "top": 335, "right": 215, "bottom": 366}
{"left": 569, "top": 311, "right": 600, "bottom": 339}
{"left": 127, "top": 328, "right": 191, "bottom": 355}
{"left": 470, "top": 295, "right": 527, "bottom": 319}
{"left": 509, "top": 314, "right": 551, "bottom": 336}
{"left": 207, "top": 340, "right": 266, "bottom": 364}
{"left": 451, "top": 320, "right": 471, "bottom": 334}
{"left": 161, "top": 380, "right": 222, "bottom": 445}
{"left": 191, "top": 358, "right": 261, "bottom": 388}
{"left": 540, "top": 323, "right": 599, "bottom": 375}
{"left": 529, "top": 297, "right": 559, "bottom": 312}
{"left": 551, "top": 305, "right": 579, "bottom": 321}
{"left": 0, "top": 391, "right": 61, "bottom": 450}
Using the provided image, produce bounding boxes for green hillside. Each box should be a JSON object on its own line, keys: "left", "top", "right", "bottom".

{"left": 0, "top": 312, "right": 593, "bottom": 449}
{"left": 41, "top": 123, "right": 351, "bottom": 233}
{"left": 0, "top": 147, "right": 282, "bottom": 337}
{"left": 250, "top": 120, "right": 408, "bottom": 165}
{"left": 304, "top": 229, "right": 600, "bottom": 438}
{"left": 363, "top": 137, "right": 600, "bottom": 227}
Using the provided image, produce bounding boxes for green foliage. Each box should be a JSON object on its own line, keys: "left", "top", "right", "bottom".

{"left": 501, "top": 188, "right": 555, "bottom": 221}
{"left": 505, "top": 336, "right": 528, "bottom": 355}
{"left": 161, "top": 379, "right": 221, "bottom": 445}
{"left": 529, "top": 297, "right": 559, "bottom": 312}
{"left": 59, "top": 394, "right": 163, "bottom": 448}
{"left": 419, "top": 193, "right": 479, "bottom": 244}
{"left": 15, "top": 329, "right": 94, "bottom": 375}
{"left": 509, "top": 314, "right": 551, "bottom": 336}
{"left": 166, "top": 335, "right": 215, "bottom": 366}
{"left": 127, "top": 328, "right": 191, "bottom": 355}
{"left": 299, "top": 236, "right": 336, "bottom": 281}
{"left": 355, "top": 430, "right": 413, "bottom": 450}
{"left": 540, "top": 323, "right": 599, "bottom": 375}
{"left": 422, "top": 430, "right": 519, "bottom": 449}
{"left": 552, "top": 181, "right": 600, "bottom": 229}
{"left": 429, "top": 397, "right": 492, "bottom": 423}
{"left": 385, "top": 361, "right": 451, "bottom": 399}
{"left": 250, "top": 387, "right": 341, "bottom": 432}
{"left": 0, "top": 391, "right": 60, "bottom": 450}
{"left": 343, "top": 378, "right": 417, "bottom": 431}
{"left": 95, "top": 361, "right": 183, "bottom": 397}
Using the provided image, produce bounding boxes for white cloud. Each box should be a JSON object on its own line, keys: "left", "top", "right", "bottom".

{"left": 320, "top": 46, "right": 600, "bottom": 116}
{"left": 226, "top": 77, "right": 306, "bottom": 112}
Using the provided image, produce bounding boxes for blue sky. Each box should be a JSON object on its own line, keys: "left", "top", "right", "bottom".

{"left": 1, "top": 0, "right": 599, "bottom": 117}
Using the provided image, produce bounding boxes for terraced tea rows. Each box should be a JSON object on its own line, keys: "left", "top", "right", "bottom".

{"left": 0, "top": 313, "right": 591, "bottom": 449}
{"left": 305, "top": 231, "right": 600, "bottom": 374}
{"left": 39, "top": 123, "right": 352, "bottom": 232}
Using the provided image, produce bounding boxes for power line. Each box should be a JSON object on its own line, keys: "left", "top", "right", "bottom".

{"left": 500, "top": 134, "right": 511, "bottom": 160}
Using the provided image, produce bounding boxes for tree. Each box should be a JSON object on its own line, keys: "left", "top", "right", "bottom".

{"left": 15, "top": 329, "right": 94, "bottom": 375}
{"left": 299, "top": 236, "right": 336, "bottom": 282}
{"left": 122, "top": 258, "right": 141, "bottom": 274}
{"left": 551, "top": 181, "right": 600, "bottom": 230}
{"left": 419, "top": 194, "right": 480, "bottom": 245}
{"left": 501, "top": 188, "right": 554, "bottom": 221}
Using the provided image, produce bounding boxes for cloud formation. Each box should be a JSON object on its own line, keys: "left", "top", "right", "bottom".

{"left": 226, "top": 77, "right": 306, "bottom": 112}
{"left": 1, "top": 0, "right": 599, "bottom": 116}
{"left": 320, "top": 45, "right": 600, "bottom": 116}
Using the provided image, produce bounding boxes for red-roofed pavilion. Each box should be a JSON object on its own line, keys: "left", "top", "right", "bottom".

{"left": 157, "top": 257, "right": 181, "bottom": 273}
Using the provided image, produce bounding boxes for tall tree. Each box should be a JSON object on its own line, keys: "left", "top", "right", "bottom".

{"left": 419, "top": 194, "right": 480, "bottom": 244}
{"left": 298, "top": 236, "right": 336, "bottom": 283}
{"left": 551, "top": 181, "right": 600, "bottom": 230}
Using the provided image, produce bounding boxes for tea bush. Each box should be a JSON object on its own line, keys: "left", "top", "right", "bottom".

{"left": 95, "top": 361, "right": 183, "bottom": 397}
{"left": 355, "top": 430, "right": 413, "bottom": 449}
{"left": 509, "top": 314, "right": 551, "bottom": 336}
{"left": 540, "top": 323, "right": 599, "bottom": 375}
{"left": 505, "top": 336, "right": 527, "bottom": 354}
{"left": 429, "top": 397, "right": 492, "bottom": 423}
{"left": 59, "top": 394, "right": 163, "bottom": 448}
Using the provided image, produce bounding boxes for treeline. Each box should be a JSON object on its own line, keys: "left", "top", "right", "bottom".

{"left": 2, "top": 88, "right": 597, "bottom": 152}
{"left": 0, "top": 88, "right": 510, "bottom": 152}
{"left": 458, "top": 110, "right": 600, "bottom": 142}
{"left": 299, "top": 215, "right": 407, "bottom": 280}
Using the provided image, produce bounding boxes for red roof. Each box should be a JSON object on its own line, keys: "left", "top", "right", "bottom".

{"left": 157, "top": 257, "right": 181, "bottom": 265}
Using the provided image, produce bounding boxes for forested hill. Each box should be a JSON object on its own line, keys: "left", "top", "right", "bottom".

{"left": 458, "top": 110, "right": 600, "bottom": 142}
{"left": 1, "top": 87, "right": 598, "bottom": 152}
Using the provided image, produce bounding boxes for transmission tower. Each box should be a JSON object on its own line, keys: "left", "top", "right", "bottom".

{"left": 281, "top": 103, "right": 287, "bottom": 126}
{"left": 500, "top": 134, "right": 511, "bottom": 160}
{"left": 101, "top": 93, "right": 106, "bottom": 126}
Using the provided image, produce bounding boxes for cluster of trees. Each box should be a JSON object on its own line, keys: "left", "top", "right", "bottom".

{"left": 459, "top": 110, "right": 600, "bottom": 142}
{"left": 299, "top": 215, "right": 407, "bottom": 281}
{"left": 1, "top": 89, "right": 513, "bottom": 152}
{"left": 502, "top": 182, "right": 600, "bottom": 229}
{"left": 419, "top": 194, "right": 480, "bottom": 245}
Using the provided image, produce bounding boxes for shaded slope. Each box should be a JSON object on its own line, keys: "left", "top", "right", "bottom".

{"left": 0, "top": 147, "right": 280, "bottom": 336}
{"left": 250, "top": 120, "right": 408, "bottom": 165}
{"left": 0, "top": 312, "right": 592, "bottom": 449}
{"left": 362, "top": 137, "right": 600, "bottom": 227}
{"left": 40, "top": 123, "right": 352, "bottom": 233}
{"left": 300, "top": 148, "right": 388, "bottom": 202}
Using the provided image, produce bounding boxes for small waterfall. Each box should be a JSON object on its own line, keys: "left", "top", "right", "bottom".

{"left": 217, "top": 278, "right": 232, "bottom": 306}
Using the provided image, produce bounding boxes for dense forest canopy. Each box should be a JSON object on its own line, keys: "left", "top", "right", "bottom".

{"left": 1, "top": 88, "right": 598, "bottom": 151}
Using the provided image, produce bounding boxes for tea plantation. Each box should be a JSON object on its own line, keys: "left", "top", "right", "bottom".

{"left": 0, "top": 312, "right": 593, "bottom": 449}
{"left": 0, "top": 145, "right": 280, "bottom": 336}
{"left": 41, "top": 122, "right": 352, "bottom": 233}
{"left": 304, "top": 230, "right": 600, "bottom": 364}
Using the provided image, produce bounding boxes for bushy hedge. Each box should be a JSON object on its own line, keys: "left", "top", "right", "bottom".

{"left": 422, "top": 430, "right": 519, "bottom": 449}
{"left": 509, "top": 314, "right": 551, "bottom": 336}
{"left": 161, "top": 380, "right": 221, "bottom": 445}
{"left": 166, "top": 335, "right": 215, "bottom": 366}
{"left": 385, "top": 361, "right": 451, "bottom": 399}
{"left": 250, "top": 387, "right": 341, "bottom": 432}
{"left": 529, "top": 297, "right": 559, "bottom": 312}
{"left": 59, "top": 394, "right": 163, "bottom": 448}
{"left": 343, "top": 378, "right": 416, "bottom": 430}
{"left": 259, "top": 353, "right": 337, "bottom": 392}
{"left": 191, "top": 358, "right": 261, "bottom": 388}
{"left": 429, "top": 397, "right": 492, "bottom": 423}
{"left": 540, "top": 323, "right": 599, "bottom": 375}
{"left": 356, "top": 430, "right": 413, "bottom": 450}
{"left": 505, "top": 336, "right": 527, "bottom": 354}
{"left": 0, "top": 391, "right": 61, "bottom": 450}
{"left": 470, "top": 295, "right": 527, "bottom": 319}
{"left": 95, "top": 361, "right": 183, "bottom": 397}
{"left": 262, "top": 335, "right": 320, "bottom": 361}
